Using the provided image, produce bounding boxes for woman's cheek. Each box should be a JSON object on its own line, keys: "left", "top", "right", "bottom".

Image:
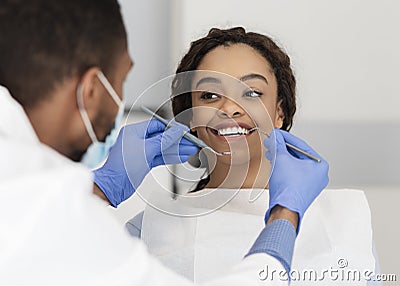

{"left": 190, "top": 105, "right": 218, "bottom": 129}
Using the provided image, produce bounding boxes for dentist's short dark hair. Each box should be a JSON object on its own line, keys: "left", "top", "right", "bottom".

{"left": 0, "top": 0, "right": 127, "bottom": 108}
{"left": 171, "top": 27, "right": 296, "bottom": 131}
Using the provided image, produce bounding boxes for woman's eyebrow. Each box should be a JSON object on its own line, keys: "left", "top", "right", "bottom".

{"left": 195, "top": 77, "right": 222, "bottom": 88}
{"left": 195, "top": 73, "right": 268, "bottom": 88}
{"left": 239, "top": 73, "right": 269, "bottom": 85}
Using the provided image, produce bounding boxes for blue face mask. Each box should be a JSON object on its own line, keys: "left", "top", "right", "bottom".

{"left": 80, "top": 104, "right": 124, "bottom": 168}
{"left": 77, "top": 71, "right": 125, "bottom": 169}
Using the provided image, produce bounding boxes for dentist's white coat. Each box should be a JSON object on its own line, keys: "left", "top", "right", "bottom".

{"left": 0, "top": 86, "right": 287, "bottom": 286}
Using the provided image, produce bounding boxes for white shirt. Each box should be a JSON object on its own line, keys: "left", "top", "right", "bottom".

{"left": 0, "top": 85, "right": 287, "bottom": 286}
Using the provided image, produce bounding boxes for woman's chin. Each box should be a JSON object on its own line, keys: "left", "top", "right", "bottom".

{"left": 216, "top": 148, "right": 252, "bottom": 167}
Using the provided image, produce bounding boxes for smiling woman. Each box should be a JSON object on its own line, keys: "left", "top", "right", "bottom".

{"left": 171, "top": 27, "right": 295, "bottom": 190}
{"left": 192, "top": 45, "right": 284, "bottom": 188}
{"left": 126, "top": 27, "right": 378, "bottom": 285}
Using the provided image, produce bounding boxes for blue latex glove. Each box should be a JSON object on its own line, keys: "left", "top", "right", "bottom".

{"left": 264, "top": 129, "right": 329, "bottom": 231}
{"left": 93, "top": 120, "right": 198, "bottom": 207}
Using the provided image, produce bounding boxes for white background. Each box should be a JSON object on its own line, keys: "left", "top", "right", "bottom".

{"left": 117, "top": 0, "right": 399, "bottom": 283}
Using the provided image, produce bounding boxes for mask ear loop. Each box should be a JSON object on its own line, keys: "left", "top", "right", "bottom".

{"left": 96, "top": 70, "right": 125, "bottom": 130}
{"left": 96, "top": 71, "right": 122, "bottom": 106}
{"left": 77, "top": 83, "right": 99, "bottom": 144}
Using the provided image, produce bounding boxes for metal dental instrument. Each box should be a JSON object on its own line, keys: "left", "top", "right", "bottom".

{"left": 141, "top": 106, "right": 232, "bottom": 156}
{"left": 248, "top": 127, "right": 321, "bottom": 163}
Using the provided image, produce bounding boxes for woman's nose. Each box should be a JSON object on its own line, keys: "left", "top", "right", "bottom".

{"left": 217, "top": 97, "right": 245, "bottom": 118}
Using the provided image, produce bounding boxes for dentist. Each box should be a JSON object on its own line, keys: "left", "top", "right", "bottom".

{"left": 0, "top": 0, "right": 328, "bottom": 285}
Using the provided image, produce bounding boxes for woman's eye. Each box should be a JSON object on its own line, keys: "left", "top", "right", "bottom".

{"left": 243, "top": 90, "right": 263, "bottom": 98}
{"left": 200, "top": 92, "right": 220, "bottom": 100}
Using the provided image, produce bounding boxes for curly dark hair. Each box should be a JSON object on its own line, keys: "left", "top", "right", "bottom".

{"left": 171, "top": 27, "right": 296, "bottom": 131}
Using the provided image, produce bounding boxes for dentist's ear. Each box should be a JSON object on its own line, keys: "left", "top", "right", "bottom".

{"left": 68, "top": 66, "right": 104, "bottom": 158}
{"left": 274, "top": 100, "right": 285, "bottom": 129}
{"left": 78, "top": 67, "right": 103, "bottom": 119}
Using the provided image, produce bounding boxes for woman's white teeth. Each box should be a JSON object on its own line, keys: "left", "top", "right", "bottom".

{"left": 217, "top": 126, "right": 249, "bottom": 136}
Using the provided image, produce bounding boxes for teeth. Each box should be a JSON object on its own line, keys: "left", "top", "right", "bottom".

{"left": 217, "top": 126, "right": 249, "bottom": 136}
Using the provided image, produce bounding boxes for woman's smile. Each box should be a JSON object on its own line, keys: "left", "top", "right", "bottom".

{"left": 206, "top": 121, "right": 257, "bottom": 142}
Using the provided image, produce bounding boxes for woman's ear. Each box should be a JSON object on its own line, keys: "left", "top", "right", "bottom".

{"left": 274, "top": 100, "right": 285, "bottom": 129}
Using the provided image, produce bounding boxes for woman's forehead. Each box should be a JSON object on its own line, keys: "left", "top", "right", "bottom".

{"left": 196, "top": 43, "right": 275, "bottom": 81}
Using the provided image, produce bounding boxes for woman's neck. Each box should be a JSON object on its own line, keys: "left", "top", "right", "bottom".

{"left": 206, "top": 156, "right": 271, "bottom": 189}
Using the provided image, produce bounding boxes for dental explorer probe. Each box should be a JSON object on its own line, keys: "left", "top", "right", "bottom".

{"left": 141, "top": 106, "right": 232, "bottom": 156}
{"left": 248, "top": 127, "right": 322, "bottom": 163}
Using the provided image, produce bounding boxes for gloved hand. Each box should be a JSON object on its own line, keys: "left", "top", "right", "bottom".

{"left": 93, "top": 120, "right": 198, "bottom": 207}
{"left": 264, "top": 128, "right": 329, "bottom": 231}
